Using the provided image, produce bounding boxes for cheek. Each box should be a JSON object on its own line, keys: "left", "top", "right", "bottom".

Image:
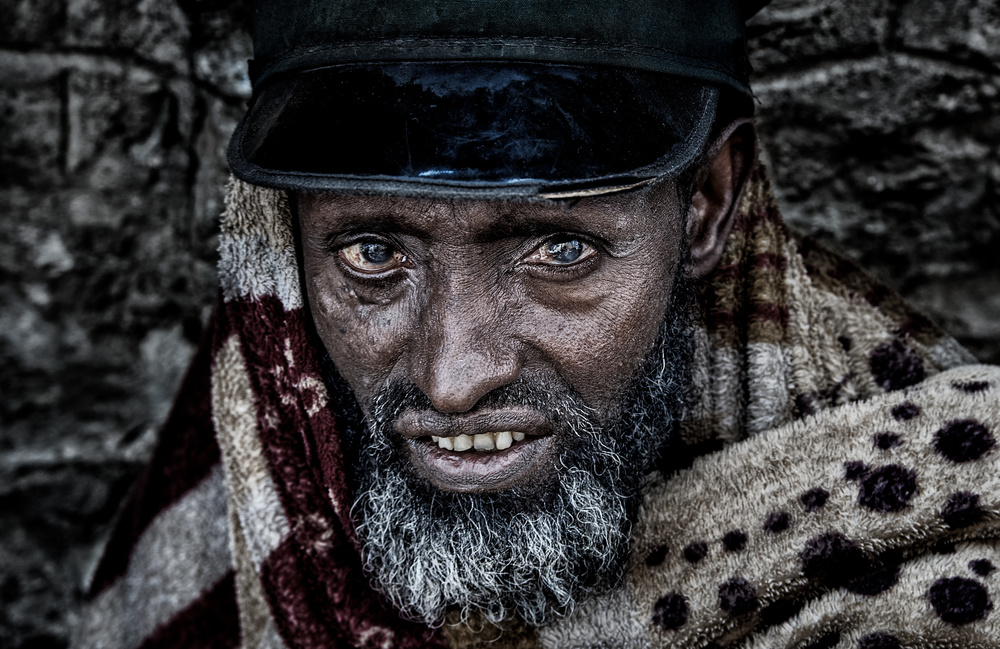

{"left": 303, "top": 262, "right": 418, "bottom": 396}
{"left": 520, "top": 258, "right": 677, "bottom": 407}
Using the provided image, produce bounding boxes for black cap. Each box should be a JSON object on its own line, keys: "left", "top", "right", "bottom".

{"left": 229, "top": 0, "right": 771, "bottom": 199}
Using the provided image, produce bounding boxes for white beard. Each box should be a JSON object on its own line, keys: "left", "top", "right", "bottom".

{"left": 354, "top": 402, "right": 633, "bottom": 625}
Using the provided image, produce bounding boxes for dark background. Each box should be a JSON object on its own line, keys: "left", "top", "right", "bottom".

{"left": 0, "top": 0, "right": 997, "bottom": 646}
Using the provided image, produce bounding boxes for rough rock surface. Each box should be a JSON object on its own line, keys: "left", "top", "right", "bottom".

{"left": 0, "top": 0, "right": 996, "bottom": 646}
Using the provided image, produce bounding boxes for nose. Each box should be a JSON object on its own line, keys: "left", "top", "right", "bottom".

{"left": 409, "top": 279, "right": 522, "bottom": 413}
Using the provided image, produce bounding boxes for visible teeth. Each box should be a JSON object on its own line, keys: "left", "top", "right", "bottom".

{"left": 473, "top": 433, "right": 495, "bottom": 451}
{"left": 434, "top": 431, "right": 529, "bottom": 452}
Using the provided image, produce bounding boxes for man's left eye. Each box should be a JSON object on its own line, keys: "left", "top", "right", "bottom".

{"left": 339, "top": 241, "right": 408, "bottom": 274}
{"left": 529, "top": 237, "right": 596, "bottom": 266}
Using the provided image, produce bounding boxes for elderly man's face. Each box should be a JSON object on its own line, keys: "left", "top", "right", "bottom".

{"left": 297, "top": 123, "right": 751, "bottom": 623}
{"left": 299, "top": 181, "right": 686, "bottom": 490}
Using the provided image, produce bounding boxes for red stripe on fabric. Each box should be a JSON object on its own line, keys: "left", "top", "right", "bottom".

{"left": 710, "top": 263, "right": 741, "bottom": 280}
{"left": 137, "top": 571, "right": 239, "bottom": 649}
{"left": 750, "top": 302, "right": 790, "bottom": 326}
{"left": 229, "top": 297, "right": 352, "bottom": 545}
{"left": 703, "top": 302, "right": 788, "bottom": 330}
{"left": 260, "top": 537, "right": 343, "bottom": 648}
{"left": 712, "top": 252, "right": 788, "bottom": 279}
{"left": 230, "top": 296, "right": 357, "bottom": 647}
{"left": 89, "top": 303, "right": 223, "bottom": 595}
{"left": 752, "top": 252, "right": 788, "bottom": 272}
{"left": 261, "top": 537, "right": 445, "bottom": 649}
{"left": 731, "top": 206, "right": 775, "bottom": 233}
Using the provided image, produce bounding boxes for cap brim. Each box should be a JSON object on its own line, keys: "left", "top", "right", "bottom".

{"left": 228, "top": 62, "right": 718, "bottom": 200}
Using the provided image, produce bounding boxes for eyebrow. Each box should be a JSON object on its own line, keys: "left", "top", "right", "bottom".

{"left": 329, "top": 213, "right": 433, "bottom": 238}
{"left": 322, "top": 197, "right": 622, "bottom": 244}
{"left": 469, "top": 215, "right": 593, "bottom": 243}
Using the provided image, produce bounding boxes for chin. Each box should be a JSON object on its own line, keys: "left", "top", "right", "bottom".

{"left": 353, "top": 425, "right": 637, "bottom": 625}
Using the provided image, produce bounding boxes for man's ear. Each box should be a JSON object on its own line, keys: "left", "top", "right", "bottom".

{"left": 686, "top": 119, "right": 757, "bottom": 278}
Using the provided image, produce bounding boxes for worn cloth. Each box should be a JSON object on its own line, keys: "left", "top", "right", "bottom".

{"left": 75, "top": 166, "right": 1000, "bottom": 649}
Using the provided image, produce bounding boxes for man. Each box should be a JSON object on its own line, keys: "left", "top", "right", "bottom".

{"left": 77, "top": 0, "right": 1000, "bottom": 647}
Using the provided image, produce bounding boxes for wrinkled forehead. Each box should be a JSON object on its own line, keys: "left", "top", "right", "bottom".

{"left": 295, "top": 179, "right": 688, "bottom": 243}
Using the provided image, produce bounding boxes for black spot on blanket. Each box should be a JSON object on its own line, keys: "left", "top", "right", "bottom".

{"left": 932, "top": 542, "right": 956, "bottom": 555}
{"left": 801, "top": 630, "right": 840, "bottom": 649}
{"left": 970, "top": 559, "right": 995, "bottom": 577}
{"left": 645, "top": 545, "right": 668, "bottom": 567}
{"left": 652, "top": 592, "right": 688, "bottom": 630}
{"left": 763, "top": 511, "right": 791, "bottom": 534}
{"left": 934, "top": 419, "right": 995, "bottom": 463}
{"left": 869, "top": 339, "right": 925, "bottom": 392}
{"left": 927, "top": 576, "right": 993, "bottom": 625}
{"left": 953, "top": 380, "right": 991, "bottom": 394}
{"left": 857, "top": 632, "right": 901, "bottom": 649}
{"left": 941, "top": 491, "right": 985, "bottom": 529}
{"left": 891, "top": 401, "right": 920, "bottom": 421}
{"left": 874, "top": 432, "right": 901, "bottom": 450}
{"left": 801, "top": 487, "right": 830, "bottom": 512}
{"left": 844, "top": 460, "right": 869, "bottom": 481}
{"left": 846, "top": 563, "right": 900, "bottom": 596}
{"left": 718, "top": 577, "right": 758, "bottom": 616}
{"left": 723, "top": 530, "right": 747, "bottom": 552}
{"left": 683, "top": 541, "right": 708, "bottom": 564}
{"left": 800, "top": 533, "right": 866, "bottom": 585}
{"left": 857, "top": 464, "right": 917, "bottom": 512}
{"left": 759, "top": 597, "right": 803, "bottom": 627}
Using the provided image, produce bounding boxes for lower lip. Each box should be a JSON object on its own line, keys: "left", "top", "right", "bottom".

{"left": 405, "top": 436, "right": 556, "bottom": 492}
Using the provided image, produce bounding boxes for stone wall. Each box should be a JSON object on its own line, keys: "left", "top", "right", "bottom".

{"left": 751, "top": 0, "right": 1000, "bottom": 365}
{"left": 0, "top": 0, "right": 997, "bottom": 646}
{"left": 0, "top": 1, "right": 251, "bottom": 645}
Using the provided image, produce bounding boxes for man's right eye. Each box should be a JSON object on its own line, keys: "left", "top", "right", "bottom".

{"left": 339, "top": 241, "right": 408, "bottom": 274}
{"left": 524, "top": 236, "right": 597, "bottom": 267}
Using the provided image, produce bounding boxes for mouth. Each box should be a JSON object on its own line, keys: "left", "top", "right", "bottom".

{"left": 395, "top": 409, "right": 558, "bottom": 492}
{"left": 430, "top": 430, "right": 526, "bottom": 451}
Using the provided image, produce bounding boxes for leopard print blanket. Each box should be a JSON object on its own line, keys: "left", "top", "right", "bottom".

{"left": 75, "top": 166, "right": 1000, "bottom": 649}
